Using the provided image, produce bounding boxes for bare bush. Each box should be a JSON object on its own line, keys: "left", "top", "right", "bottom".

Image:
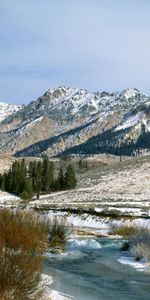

{"left": 130, "top": 233, "right": 150, "bottom": 261}
{"left": 113, "top": 223, "right": 150, "bottom": 262}
{"left": 0, "top": 209, "right": 49, "bottom": 300}
{"left": 111, "top": 224, "right": 149, "bottom": 238}
{"left": 48, "top": 216, "right": 70, "bottom": 247}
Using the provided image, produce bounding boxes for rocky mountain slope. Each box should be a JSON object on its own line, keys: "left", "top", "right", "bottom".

{"left": 0, "top": 101, "right": 21, "bottom": 122}
{"left": 0, "top": 86, "right": 150, "bottom": 157}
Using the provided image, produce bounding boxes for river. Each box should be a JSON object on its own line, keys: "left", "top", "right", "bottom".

{"left": 43, "top": 238, "right": 150, "bottom": 300}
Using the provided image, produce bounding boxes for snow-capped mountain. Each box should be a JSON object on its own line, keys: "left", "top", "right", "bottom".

{"left": 0, "top": 86, "right": 150, "bottom": 157}
{"left": 0, "top": 101, "right": 21, "bottom": 122}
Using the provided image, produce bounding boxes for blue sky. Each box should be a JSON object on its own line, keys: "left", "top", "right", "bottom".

{"left": 0, "top": 0, "right": 150, "bottom": 104}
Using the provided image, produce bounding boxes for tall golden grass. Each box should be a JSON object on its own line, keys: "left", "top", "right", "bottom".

{"left": 0, "top": 209, "right": 49, "bottom": 300}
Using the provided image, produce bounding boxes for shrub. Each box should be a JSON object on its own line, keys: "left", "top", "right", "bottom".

{"left": 111, "top": 224, "right": 138, "bottom": 237}
{"left": 48, "top": 216, "right": 70, "bottom": 247}
{"left": 121, "top": 241, "right": 130, "bottom": 251}
{"left": 130, "top": 233, "right": 150, "bottom": 261}
{"left": 113, "top": 224, "right": 150, "bottom": 262}
{"left": 0, "top": 209, "right": 49, "bottom": 300}
{"left": 101, "top": 208, "right": 122, "bottom": 219}
{"left": 111, "top": 224, "right": 149, "bottom": 238}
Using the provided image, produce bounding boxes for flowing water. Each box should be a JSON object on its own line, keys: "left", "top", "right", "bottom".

{"left": 43, "top": 238, "right": 150, "bottom": 300}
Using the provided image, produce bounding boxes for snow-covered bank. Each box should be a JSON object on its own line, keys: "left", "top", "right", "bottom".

{"left": 28, "top": 157, "right": 150, "bottom": 220}
{"left": 50, "top": 290, "right": 75, "bottom": 300}
{"left": 38, "top": 274, "right": 73, "bottom": 300}
{"left": 0, "top": 191, "right": 21, "bottom": 206}
{"left": 69, "top": 238, "right": 102, "bottom": 249}
{"left": 46, "top": 210, "right": 150, "bottom": 235}
{"left": 118, "top": 256, "right": 149, "bottom": 271}
{"left": 47, "top": 210, "right": 110, "bottom": 234}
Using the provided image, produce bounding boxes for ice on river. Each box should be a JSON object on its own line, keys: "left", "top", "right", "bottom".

{"left": 118, "top": 256, "right": 148, "bottom": 271}
{"left": 68, "top": 238, "right": 101, "bottom": 249}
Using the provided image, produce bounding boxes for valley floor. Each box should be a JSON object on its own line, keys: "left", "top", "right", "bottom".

{"left": 0, "top": 154, "right": 150, "bottom": 299}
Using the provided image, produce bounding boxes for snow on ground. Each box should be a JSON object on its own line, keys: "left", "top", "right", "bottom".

{"left": 29, "top": 158, "right": 150, "bottom": 218}
{"left": 45, "top": 210, "right": 150, "bottom": 238}
{"left": 68, "top": 238, "right": 102, "bottom": 249}
{"left": 118, "top": 256, "right": 148, "bottom": 271}
{"left": 37, "top": 274, "right": 73, "bottom": 300}
{"left": 0, "top": 101, "right": 21, "bottom": 122}
{"left": 115, "top": 112, "right": 145, "bottom": 131}
{"left": 0, "top": 191, "right": 21, "bottom": 205}
{"left": 50, "top": 290, "right": 75, "bottom": 300}
{"left": 46, "top": 210, "right": 111, "bottom": 232}
{"left": 1, "top": 156, "right": 150, "bottom": 219}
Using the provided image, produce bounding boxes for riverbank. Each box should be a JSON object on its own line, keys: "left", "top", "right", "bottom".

{"left": 42, "top": 228, "right": 150, "bottom": 300}
{"left": 43, "top": 236, "right": 150, "bottom": 300}
{"left": 38, "top": 274, "right": 74, "bottom": 300}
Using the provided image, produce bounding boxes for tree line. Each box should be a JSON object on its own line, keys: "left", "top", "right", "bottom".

{"left": 0, "top": 158, "right": 77, "bottom": 200}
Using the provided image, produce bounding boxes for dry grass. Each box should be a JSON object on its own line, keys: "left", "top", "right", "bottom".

{"left": 0, "top": 209, "right": 50, "bottom": 300}
{"left": 130, "top": 233, "right": 150, "bottom": 261}
{"left": 113, "top": 223, "right": 150, "bottom": 262}
{"left": 48, "top": 216, "right": 71, "bottom": 247}
{"left": 111, "top": 224, "right": 139, "bottom": 237}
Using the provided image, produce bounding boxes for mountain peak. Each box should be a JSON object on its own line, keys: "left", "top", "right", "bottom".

{"left": 1, "top": 86, "right": 150, "bottom": 158}
{"left": 121, "top": 88, "right": 141, "bottom": 99}
{"left": 0, "top": 101, "right": 21, "bottom": 122}
{"left": 43, "top": 86, "right": 76, "bottom": 98}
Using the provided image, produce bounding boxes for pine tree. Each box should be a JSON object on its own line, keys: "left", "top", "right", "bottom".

{"left": 49, "top": 161, "right": 54, "bottom": 190}
{"left": 42, "top": 157, "right": 50, "bottom": 192}
{"left": 41, "top": 157, "right": 54, "bottom": 193}
{"left": 10, "top": 161, "right": 19, "bottom": 193}
{"left": 57, "top": 168, "right": 65, "bottom": 190}
{"left": 78, "top": 159, "right": 83, "bottom": 169}
{"left": 0, "top": 174, "right": 5, "bottom": 191}
{"left": 0, "top": 158, "right": 77, "bottom": 197}
{"left": 64, "top": 164, "right": 77, "bottom": 189}
{"left": 22, "top": 178, "right": 33, "bottom": 201}
{"left": 0, "top": 174, "right": 2, "bottom": 189}
{"left": 34, "top": 161, "right": 42, "bottom": 199}
{"left": 29, "top": 161, "right": 35, "bottom": 186}
{"left": 15, "top": 159, "right": 27, "bottom": 195}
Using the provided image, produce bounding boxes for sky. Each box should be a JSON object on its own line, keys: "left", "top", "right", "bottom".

{"left": 0, "top": 0, "right": 150, "bottom": 104}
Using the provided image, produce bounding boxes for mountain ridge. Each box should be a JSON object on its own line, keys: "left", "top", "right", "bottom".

{"left": 0, "top": 101, "right": 22, "bottom": 122}
{"left": 0, "top": 86, "right": 150, "bottom": 157}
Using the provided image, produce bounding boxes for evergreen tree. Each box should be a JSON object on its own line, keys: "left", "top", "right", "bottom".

{"left": 0, "top": 158, "right": 77, "bottom": 197}
{"left": 0, "top": 174, "right": 5, "bottom": 191}
{"left": 49, "top": 161, "right": 54, "bottom": 190}
{"left": 10, "top": 161, "right": 19, "bottom": 193}
{"left": 41, "top": 157, "right": 54, "bottom": 192}
{"left": 0, "top": 174, "right": 2, "bottom": 189}
{"left": 64, "top": 164, "right": 77, "bottom": 189}
{"left": 42, "top": 157, "right": 50, "bottom": 192}
{"left": 29, "top": 161, "right": 35, "bottom": 186}
{"left": 57, "top": 168, "right": 65, "bottom": 190}
{"left": 34, "top": 161, "right": 42, "bottom": 199}
{"left": 22, "top": 178, "right": 33, "bottom": 201}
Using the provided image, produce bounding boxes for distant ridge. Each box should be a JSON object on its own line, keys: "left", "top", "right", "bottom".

{"left": 0, "top": 86, "right": 150, "bottom": 157}
{"left": 0, "top": 101, "right": 22, "bottom": 122}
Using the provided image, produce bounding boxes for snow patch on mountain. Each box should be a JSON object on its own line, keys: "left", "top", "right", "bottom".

{"left": 142, "top": 119, "right": 150, "bottom": 132}
{"left": 115, "top": 111, "right": 145, "bottom": 131}
{"left": 0, "top": 101, "right": 21, "bottom": 122}
{"left": 1, "top": 86, "right": 150, "bottom": 157}
{"left": 25, "top": 116, "right": 44, "bottom": 129}
{"left": 30, "top": 86, "right": 148, "bottom": 121}
{"left": 121, "top": 88, "right": 140, "bottom": 99}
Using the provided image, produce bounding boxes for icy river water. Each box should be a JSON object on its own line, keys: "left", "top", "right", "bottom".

{"left": 43, "top": 238, "right": 150, "bottom": 300}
